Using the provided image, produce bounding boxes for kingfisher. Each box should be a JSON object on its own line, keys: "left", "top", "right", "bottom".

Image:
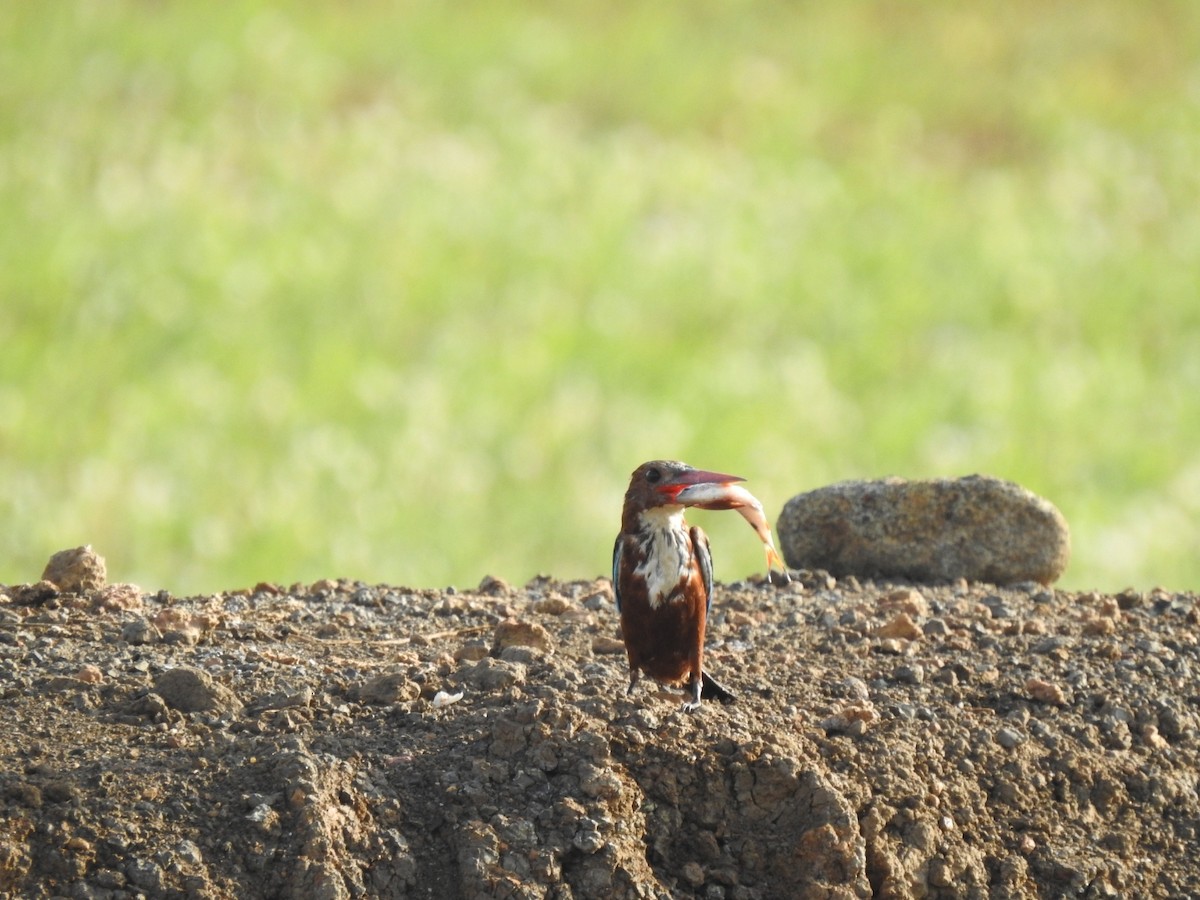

{"left": 611, "top": 459, "right": 742, "bottom": 711}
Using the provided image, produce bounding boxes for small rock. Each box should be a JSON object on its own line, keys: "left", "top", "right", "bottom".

{"left": 1033, "top": 636, "right": 1071, "bottom": 656}
{"left": 980, "top": 595, "right": 1016, "bottom": 619}
{"left": 996, "top": 727, "right": 1025, "bottom": 749}
{"left": 125, "top": 857, "right": 165, "bottom": 891}
{"left": 4, "top": 782, "right": 42, "bottom": 808}
{"left": 462, "top": 658, "right": 527, "bottom": 691}
{"left": 43, "top": 780, "right": 81, "bottom": 803}
{"left": 75, "top": 664, "right": 103, "bottom": 684}
{"left": 42, "top": 545, "right": 107, "bottom": 593}
{"left": 499, "top": 645, "right": 543, "bottom": 664}
{"left": 477, "top": 575, "right": 512, "bottom": 596}
{"left": 777, "top": 476, "right": 1070, "bottom": 585}
{"left": 1082, "top": 616, "right": 1116, "bottom": 636}
{"left": 1141, "top": 724, "right": 1169, "bottom": 750}
{"left": 175, "top": 839, "right": 204, "bottom": 866}
{"left": 91, "top": 582, "right": 144, "bottom": 612}
{"left": 582, "top": 583, "right": 615, "bottom": 610}
{"left": 531, "top": 596, "right": 571, "bottom": 615}
{"left": 10, "top": 581, "right": 59, "bottom": 606}
{"left": 578, "top": 762, "right": 623, "bottom": 799}
{"left": 834, "top": 677, "right": 871, "bottom": 702}
{"left": 875, "top": 612, "right": 922, "bottom": 641}
{"left": 247, "top": 803, "right": 281, "bottom": 833}
{"left": 455, "top": 641, "right": 490, "bottom": 662}
{"left": 573, "top": 819, "right": 605, "bottom": 853}
{"left": 248, "top": 687, "right": 314, "bottom": 713}
{"left": 922, "top": 617, "right": 950, "bottom": 637}
{"left": 154, "top": 667, "right": 243, "bottom": 714}
{"left": 1026, "top": 677, "right": 1067, "bottom": 706}
{"left": 1115, "top": 588, "right": 1143, "bottom": 610}
{"left": 151, "top": 608, "right": 217, "bottom": 645}
{"left": 820, "top": 704, "right": 877, "bottom": 735}
{"left": 880, "top": 588, "right": 930, "bottom": 618}
{"left": 874, "top": 638, "right": 908, "bottom": 655}
{"left": 122, "top": 619, "right": 162, "bottom": 645}
{"left": 681, "top": 861, "right": 706, "bottom": 887}
{"left": 1021, "top": 618, "right": 1048, "bottom": 635}
{"left": 492, "top": 619, "right": 554, "bottom": 654}
{"left": 44, "top": 675, "right": 88, "bottom": 693}
{"left": 356, "top": 672, "right": 421, "bottom": 704}
{"left": 933, "top": 667, "right": 958, "bottom": 687}
{"left": 591, "top": 636, "right": 625, "bottom": 655}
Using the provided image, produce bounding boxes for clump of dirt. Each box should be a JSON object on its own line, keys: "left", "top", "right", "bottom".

{"left": 0, "top": 571, "right": 1197, "bottom": 898}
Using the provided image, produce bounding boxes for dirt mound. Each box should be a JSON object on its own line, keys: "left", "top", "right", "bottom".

{"left": 1, "top": 573, "right": 1197, "bottom": 898}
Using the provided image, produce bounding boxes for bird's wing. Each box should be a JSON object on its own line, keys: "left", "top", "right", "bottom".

{"left": 691, "top": 525, "right": 713, "bottom": 616}
{"left": 611, "top": 534, "right": 624, "bottom": 613}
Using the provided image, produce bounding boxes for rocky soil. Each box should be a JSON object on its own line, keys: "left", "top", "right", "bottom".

{"left": 2, "top": 560, "right": 1199, "bottom": 899}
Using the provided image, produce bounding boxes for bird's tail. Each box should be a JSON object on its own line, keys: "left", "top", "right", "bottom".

{"left": 700, "top": 671, "right": 736, "bottom": 704}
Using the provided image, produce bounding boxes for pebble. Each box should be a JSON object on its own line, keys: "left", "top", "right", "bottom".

{"left": 880, "top": 588, "right": 930, "bottom": 617}
{"left": 875, "top": 612, "right": 923, "bottom": 641}
{"left": 922, "top": 617, "right": 950, "bottom": 637}
{"left": 834, "top": 676, "right": 871, "bottom": 702}
{"left": 996, "top": 727, "right": 1025, "bottom": 749}
{"left": 894, "top": 664, "right": 925, "bottom": 685}
{"left": 1026, "top": 677, "right": 1068, "bottom": 706}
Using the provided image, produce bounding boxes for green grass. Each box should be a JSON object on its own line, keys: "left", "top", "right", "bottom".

{"left": 3, "top": 1, "right": 1199, "bottom": 594}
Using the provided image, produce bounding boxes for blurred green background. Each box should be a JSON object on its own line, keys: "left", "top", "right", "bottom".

{"left": 3, "top": 2, "right": 1198, "bottom": 595}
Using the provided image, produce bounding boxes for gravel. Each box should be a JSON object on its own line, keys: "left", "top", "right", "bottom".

{"left": 1, "top": 570, "right": 1198, "bottom": 898}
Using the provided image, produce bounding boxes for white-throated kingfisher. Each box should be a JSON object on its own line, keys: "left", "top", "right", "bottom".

{"left": 611, "top": 460, "right": 742, "bottom": 711}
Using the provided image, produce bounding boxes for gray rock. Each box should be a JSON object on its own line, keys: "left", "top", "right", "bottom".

{"left": 777, "top": 475, "right": 1070, "bottom": 585}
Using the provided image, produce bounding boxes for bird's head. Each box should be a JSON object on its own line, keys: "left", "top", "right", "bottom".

{"left": 622, "top": 460, "right": 746, "bottom": 517}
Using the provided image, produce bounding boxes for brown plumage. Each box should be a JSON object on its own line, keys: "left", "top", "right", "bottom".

{"left": 612, "top": 460, "right": 739, "bottom": 711}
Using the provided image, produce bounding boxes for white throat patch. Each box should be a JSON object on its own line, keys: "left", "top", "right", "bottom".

{"left": 633, "top": 506, "right": 690, "bottom": 609}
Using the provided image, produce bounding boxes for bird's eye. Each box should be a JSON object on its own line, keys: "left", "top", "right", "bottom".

{"left": 645, "top": 468, "right": 662, "bottom": 483}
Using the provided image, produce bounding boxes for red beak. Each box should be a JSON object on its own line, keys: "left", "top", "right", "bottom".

{"left": 656, "top": 467, "right": 745, "bottom": 502}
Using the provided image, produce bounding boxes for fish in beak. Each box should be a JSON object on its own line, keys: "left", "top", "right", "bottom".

{"left": 674, "top": 480, "right": 791, "bottom": 582}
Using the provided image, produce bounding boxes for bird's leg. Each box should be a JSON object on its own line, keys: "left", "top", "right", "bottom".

{"left": 682, "top": 676, "right": 703, "bottom": 712}
{"left": 626, "top": 667, "right": 640, "bottom": 695}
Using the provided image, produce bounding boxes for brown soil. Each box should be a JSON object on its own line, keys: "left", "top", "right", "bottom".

{"left": 1, "top": 572, "right": 1197, "bottom": 899}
